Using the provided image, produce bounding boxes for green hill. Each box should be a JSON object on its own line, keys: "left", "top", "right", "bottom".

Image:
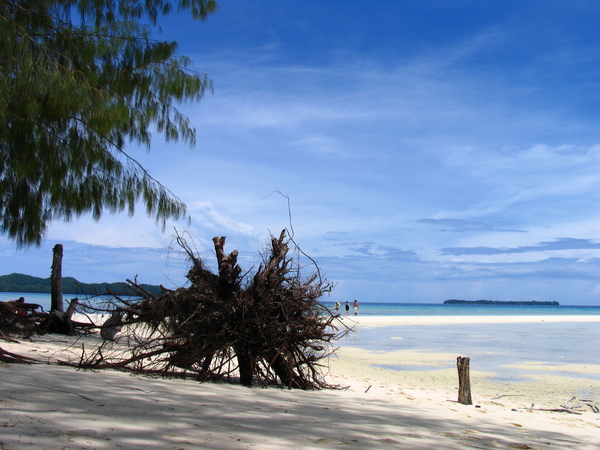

{"left": 0, "top": 273, "right": 162, "bottom": 296}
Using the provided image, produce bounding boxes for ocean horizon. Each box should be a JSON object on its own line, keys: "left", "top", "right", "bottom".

{"left": 325, "top": 301, "right": 600, "bottom": 316}
{"left": 2, "top": 292, "right": 600, "bottom": 316}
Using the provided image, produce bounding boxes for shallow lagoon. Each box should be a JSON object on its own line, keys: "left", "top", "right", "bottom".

{"left": 342, "top": 320, "right": 600, "bottom": 383}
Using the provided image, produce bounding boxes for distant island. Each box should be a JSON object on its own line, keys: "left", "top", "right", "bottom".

{"left": 0, "top": 273, "right": 162, "bottom": 296}
{"left": 444, "top": 299, "right": 559, "bottom": 306}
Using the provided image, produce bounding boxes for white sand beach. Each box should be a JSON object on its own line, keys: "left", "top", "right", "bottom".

{"left": 1, "top": 315, "right": 599, "bottom": 449}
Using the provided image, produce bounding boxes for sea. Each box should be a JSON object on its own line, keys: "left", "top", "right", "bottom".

{"left": 3, "top": 293, "right": 598, "bottom": 317}
{"left": 0, "top": 292, "right": 127, "bottom": 312}
{"left": 324, "top": 301, "right": 600, "bottom": 316}
{"left": 327, "top": 301, "right": 600, "bottom": 384}
{"left": 3, "top": 293, "right": 599, "bottom": 384}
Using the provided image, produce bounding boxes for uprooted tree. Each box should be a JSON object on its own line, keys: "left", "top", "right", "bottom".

{"left": 74, "top": 230, "right": 345, "bottom": 389}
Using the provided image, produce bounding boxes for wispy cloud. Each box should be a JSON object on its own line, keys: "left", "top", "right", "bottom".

{"left": 418, "top": 218, "right": 525, "bottom": 233}
{"left": 442, "top": 238, "right": 600, "bottom": 256}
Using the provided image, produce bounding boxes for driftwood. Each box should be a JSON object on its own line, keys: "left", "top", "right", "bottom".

{"left": 580, "top": 400, "right": 599, "bottom": 413}
{"left": 526, "top": 407, "right": 583, "bottom": 415}
{"left": 512, "top": 397, "right": 592, "bottom": 415}
{"left": 585, "top": 403, "right": 599, "bottom": 413}
{"left": 561, "top": 396, "right": 576, "bottom": 410}
{"left": 0, "top": 299, "right": 44, "bottom": 339}
{"left": 74, "top": 230, "right": 346, "bottom": 389}
{"left": 0, "top": 346, "right": 39, "bottom": 364}
{"left": 491, "top": 394, "right": 524, "bottom": 399}
{"left": 0, "top": 297, "right": 93, "bottom": 345}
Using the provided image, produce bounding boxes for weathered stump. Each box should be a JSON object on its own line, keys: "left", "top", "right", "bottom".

{"left": 44, "top": 298, "right": 79, "bottom": 335}
{"left": 51, "top": 244, "right": 64, "bottom": 313}
{"left": 457, "top": 356, "right": 472, "bottom": 405}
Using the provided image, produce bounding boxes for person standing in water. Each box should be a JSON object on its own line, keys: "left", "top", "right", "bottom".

{"left": 353, "top": 299, "right": 359, "bottom": 316}
{"left": 345, "top": 301, "right": 350, "bottom": 316}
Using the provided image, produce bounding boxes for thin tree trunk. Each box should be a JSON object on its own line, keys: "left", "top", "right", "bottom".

{"left": 51, "top": 244, "right": 64, "bottom": 313}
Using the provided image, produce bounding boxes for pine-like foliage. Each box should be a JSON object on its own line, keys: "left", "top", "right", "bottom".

{"left": 0, "top": 0, "right": 217, "bottom": 246}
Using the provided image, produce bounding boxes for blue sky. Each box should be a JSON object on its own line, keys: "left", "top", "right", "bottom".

{"left": 2, "top": 1, "right": 600, "bottom": 305}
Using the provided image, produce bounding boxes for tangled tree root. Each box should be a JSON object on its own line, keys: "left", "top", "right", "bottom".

{"left": 76, "top": 230, "right": 347, "bottom": 389}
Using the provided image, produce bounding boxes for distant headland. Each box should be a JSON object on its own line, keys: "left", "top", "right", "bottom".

{"left": 444, "top": 299, "right": 559, "bottom": 306}
{"left": 0, "top": 273, "right": 162, "bottom": 296}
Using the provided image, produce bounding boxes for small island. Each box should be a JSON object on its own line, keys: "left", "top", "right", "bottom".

{"left": 444, "top": 299, "right": 559, "bottom": 306}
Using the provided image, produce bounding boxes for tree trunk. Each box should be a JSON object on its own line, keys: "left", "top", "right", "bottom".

{"left": 457, "top": 356, "right": 472, "bottom": 405}
{"left": 45, "top": 244, "right": 76, "bottom": 335}
{"left": 51, "top": 244, "right": 64, "bottom": 313}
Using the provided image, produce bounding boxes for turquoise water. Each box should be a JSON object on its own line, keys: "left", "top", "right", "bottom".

{"left": 325, "top": 301, "right": 600, "bottom": 316}
{"left": 1, "top": 292, "right": 54, "bottom": 311}
{"left": 345, "top": 321, "right": 600, "bottom": 383}
{"left": 0, "top": 292, "right": 98, "bottom": 312}
{"left": 321, "top": 302, "right": 600, "bottom": 384}
{"left": 324, "top": 302, "right": 600, "bottom": 385}
{"left": 2, "top": 293, "right": 599, "bottom": 316}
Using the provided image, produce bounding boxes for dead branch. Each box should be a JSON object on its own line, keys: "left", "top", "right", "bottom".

{"left": 0, "top": 300, "right": 45, "bottom": 339}
{"left": 0, "top": 346, "right": 39, "bottom": 364}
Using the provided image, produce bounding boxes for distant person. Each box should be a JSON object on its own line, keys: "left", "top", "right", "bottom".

{"left": 15, "top": 297, "right": 26, "bottom": 316}
{"left": 334, "top": 300, "right": 340, "bottom": 315}
{"left": 345, "top": 301, "right": 350, "bottom": 316}
{"left": 5, "top": 297, "right": 27, "bottom": 316}
{"left": 353, "top": 299, "right": 359, "bottom": 316}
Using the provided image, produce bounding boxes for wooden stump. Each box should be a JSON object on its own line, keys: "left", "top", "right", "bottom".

{"left": 457, "top": 356, "right": 472, "bottom": 405}
{"left": 51, "top": 244, "right": 64, "bottom": 313}
{"left": 44, "top": 298, "right": 79, "bottom": 335}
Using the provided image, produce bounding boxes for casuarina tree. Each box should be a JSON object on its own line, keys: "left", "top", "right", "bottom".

{"left": 0, "top": 0, "right": 217, "bottom": 246}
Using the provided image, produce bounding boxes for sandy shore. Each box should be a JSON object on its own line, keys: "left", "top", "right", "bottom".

{"left": 1, "top": 315, "right": 599, "bottom": 449}
{"left": 344, "top": 314, "right": 600, "bottom": 326}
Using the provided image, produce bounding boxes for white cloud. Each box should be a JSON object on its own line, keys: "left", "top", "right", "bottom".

{"left": 45, "top": 214, "right": 183, "bottom": 249}
{"left": 187, "top": 201, "right": 256, "bottom": 236}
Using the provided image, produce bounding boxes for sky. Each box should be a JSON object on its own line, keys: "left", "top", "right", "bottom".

{"left": 2, "top": 0, "right": 600, "bottom": 305}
